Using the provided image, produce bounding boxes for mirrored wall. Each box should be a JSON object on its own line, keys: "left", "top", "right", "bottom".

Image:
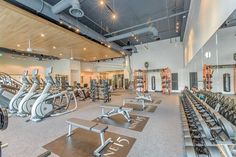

{"left": 187, "top": 9, "right": 236, "bottom": 94}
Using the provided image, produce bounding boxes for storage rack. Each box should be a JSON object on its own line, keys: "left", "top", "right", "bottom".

{"left": 160, "top": 68, "right": 171, "bottom": 94}
{"left": 90, "top": 79, "right": 111, "bottom": 103}
{"left": 134, "top": 70, "right": 147, "bottom": 93}
{"left": 203, "top": 64, "right": 213, "bottom": 91}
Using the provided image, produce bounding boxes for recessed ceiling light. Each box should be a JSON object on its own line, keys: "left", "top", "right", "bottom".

{"left": 59, "top": 53, "right": 62, "bottom": 56}
{"left": 60, "top": 21, "right": 63, "bottom": 24}
{"left": 53, "top": 46, "right": 56, "bottom": 49}
{"left": 17, "top": 44, "right": 21, "bottom": 47}
{"left": 134, "top": 37, "right": 137, "bottom": 39}
{"left": 112, "top": 14, "right": 117, "bottom": 20}
{"left": 183, "top": 15, "right": 186, "bottom": 19}
{"left": 41, "top": 33, "right": 45, "bottom": 37}
{"left": 136, "top": 39, "right": 139, "bottom": 42}
{"left": 100, "top": 0, "right": 105, "bottom": 5}
{"left": 108, "top": 45, "right": 111, "bottom": 48}
{"left": 76, "top": 29, "right": 80, "bottom": 32}
{"left": 105, "top": 55, "right": 108, "bottom": 58}
{"left": 83, "top": 47, "right": 87, "bottom": 51}
{"left": 132, "top": 34, "right": 134, "bottom": 37}
{"left": 68, "top": 25, "right": 72, "bottom": 28}
{"left": 70, "top": 57, "right": 74, "bottom": 60}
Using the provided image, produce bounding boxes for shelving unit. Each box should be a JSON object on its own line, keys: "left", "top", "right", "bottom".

{"left": 134, "top": 70, "right": 147, "bottom": 93}
{"left": 160, "top": 68, "right": 171, "bottom": 94}
{"left": 203, "top": 64, "right": 213, "bottom": 91}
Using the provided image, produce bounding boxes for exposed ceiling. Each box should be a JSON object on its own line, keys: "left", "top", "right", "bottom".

{"left": 0, "top": 1, "right": 122, "bottom": 61}
{"left": 6, "top": 0, "right": 190, "bottom": 50}
{"left": 44, "top": 0, "right": 190, "bottom": 46}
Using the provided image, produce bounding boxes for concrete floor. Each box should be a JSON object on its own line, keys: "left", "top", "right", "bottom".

{"left": 1, "top": 91, "right": 184, "bottom": 157}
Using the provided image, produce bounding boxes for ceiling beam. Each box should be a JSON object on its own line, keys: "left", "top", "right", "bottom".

{"left": 180, "top": 0, "right": 191, "bottom": 41}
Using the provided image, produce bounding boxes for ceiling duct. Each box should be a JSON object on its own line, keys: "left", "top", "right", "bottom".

{"left": 225, "top": 19, "right": 236, "bottom": 27}
{"left": 122, "top": 46, "right": 137, "bottom": 53}
{"left": 106, "top": 27, "right": 158, "bottom": 42}
{"left": 51, "top": 0, "right": 84, "bottom": 18}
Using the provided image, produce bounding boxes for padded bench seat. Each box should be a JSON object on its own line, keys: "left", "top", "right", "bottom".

{"left": 66, "top": 118, "right": 111, "bottom": 156}
{"left": 99, "top": 104, "right": 133, "bottom": 122}
{"left": 123, "top": 98, "right": 145, "bottom": 110}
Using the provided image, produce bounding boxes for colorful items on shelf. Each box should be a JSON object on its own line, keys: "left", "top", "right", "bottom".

{"left": 160, "top": 67, "right": 171, "bottom": 94}
{"left": 203, "top": 64, "right": 213, "bottom": 91}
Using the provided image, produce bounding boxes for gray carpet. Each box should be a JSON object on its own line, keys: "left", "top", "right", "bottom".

{"left": 1, "top": 91, "right": 184, "bottom": 157}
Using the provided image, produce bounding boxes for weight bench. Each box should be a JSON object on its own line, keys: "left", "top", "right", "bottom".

{"left": 66, "top": 118, "right": 111, "bottom": 156}
{"left": 123, "top": 98, "right": 145, "bottom": 110}
{"left": 99, "top": 104, "right": 133, "bottom": 122}
{"left": 136, "top": 92, "right": 152, "bottom": 102}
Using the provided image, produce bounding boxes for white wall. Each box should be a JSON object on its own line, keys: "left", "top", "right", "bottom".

{"left": 0, "top": 54, "right": 81, "bottom": 85}
{"left": 130, "top": 38, "right": 184, "bottom": 92}
{"left": 185, "top": 26, "right": 236, "bottom": 94}
{"left": 81, "top": 58, "right": 125, "bottom": 72}
{"left": 184, "top": 0, "right": 236, "bottom": 64}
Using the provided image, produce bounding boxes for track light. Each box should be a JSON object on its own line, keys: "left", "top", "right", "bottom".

{"left": 100, "top": 0, "right": 105, "bottom": 5}
{"left": 40, "top": 33, "right": 45, "bottom": 37}
{"left": 112, "top": 14, "right": 117, "bottom": 20}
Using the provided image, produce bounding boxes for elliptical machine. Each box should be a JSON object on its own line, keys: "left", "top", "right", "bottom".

{"left": 9, "top": 71, "right": 31, "bottom": 113}
{"left": 17, "top": 69, "right": 41, "bottom": 117}
{"left": 30, "top": 67, "right": 77, "bottom": 122}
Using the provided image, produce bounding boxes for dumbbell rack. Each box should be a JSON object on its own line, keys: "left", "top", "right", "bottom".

{"left": 134, "top": 70, "right": 147, "bottom": 93}
{"left": 160, "top": 68, "right": 171, "bottom": 94}
{"left": 203, "top": 65, "right": 213, "bottom": 91}
{"left": 199, "top": 90, "right": 236, "bottom": 126}
{"left": 180, "top": 90, "right": 236, "bottom": 157}
{"left": 90, "top": 79, "right": 111, "bottom": 103}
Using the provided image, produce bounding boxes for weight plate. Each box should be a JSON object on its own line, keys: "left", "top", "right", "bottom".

{"left": 0, "top": 107, "right": 8, "bottom": 130}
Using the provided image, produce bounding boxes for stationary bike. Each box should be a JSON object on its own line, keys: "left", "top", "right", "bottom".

{"left": 30, "top": 67, "right": 77, "bottom": 122}
{"left": 17, "top": 69, "right": 41, "bottom": 117}
{"left": 9, "top": 71, "right": 31, "bottom": 113}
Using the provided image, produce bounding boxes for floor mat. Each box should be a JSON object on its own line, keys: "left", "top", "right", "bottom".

{"left": 43, "top": 128, "right": 136, "bottom": 157}
{"left": 93, "top": 114, "right": 149, "bottom": 132}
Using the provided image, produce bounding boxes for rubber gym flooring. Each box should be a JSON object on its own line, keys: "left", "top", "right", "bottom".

{"left": 1, "top": 91, "right": 184, "bottom": 157}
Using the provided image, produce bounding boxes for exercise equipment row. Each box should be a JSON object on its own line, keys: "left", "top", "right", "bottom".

{"left": 198, "top": 90, "right": 236, "bottom": 126}
{"left": 180, "top": 90, "right": 236, "bottom": 157}
{"left": 1, "top": 67, "right": 78, "bottom": 122}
